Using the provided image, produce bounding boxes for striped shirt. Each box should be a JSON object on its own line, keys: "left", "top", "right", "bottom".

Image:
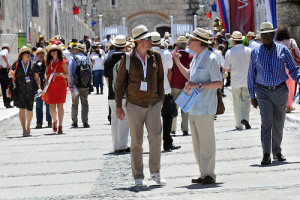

{"left": 248, "top": 43, "right": 300, "bottom": 98}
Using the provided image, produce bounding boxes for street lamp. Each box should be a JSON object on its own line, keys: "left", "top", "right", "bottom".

{"left": 91, "top": 5, "right": 97, "bottom": 16}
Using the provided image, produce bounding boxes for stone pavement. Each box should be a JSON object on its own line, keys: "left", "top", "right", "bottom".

{"left": 0, "top": 87, "right": 300, "bottom": 200}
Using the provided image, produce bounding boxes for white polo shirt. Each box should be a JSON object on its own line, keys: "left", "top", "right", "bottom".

{"left": 224, "top": 44, "right": 252, "bottom": 87}
{"left": 0, "top": 49, "right": 10, "bottom": 68}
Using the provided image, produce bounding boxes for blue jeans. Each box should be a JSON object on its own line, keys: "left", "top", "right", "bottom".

{"left": 36, "top": 97, "right": 51, "bottom": 125}
{"left": 93, "top": 70, "right": 103, "bottom": 93}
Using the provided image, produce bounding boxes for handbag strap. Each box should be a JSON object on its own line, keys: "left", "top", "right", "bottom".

{"left": 47, "top": 60, "right": 59, "bottom": 77}
{"left": 12, "top": 62, "right": 19, "bottom": 83}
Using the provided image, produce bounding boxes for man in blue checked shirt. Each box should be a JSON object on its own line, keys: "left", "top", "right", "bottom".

{"left": 248, "top": 22, "right": 300, "bottom": 166}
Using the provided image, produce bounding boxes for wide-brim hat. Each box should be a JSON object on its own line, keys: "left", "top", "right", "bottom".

{"left": 18, "top": 46, "right": 32, "bottom": 60}
{"left": 75, "top": 43, "right": 86, "bottom": 51}
{"left": 164, "top": 32, "right": 171, "bottom": 37}
{"left": 231, "top": 31, "right": 245, "bottom": 41}
{"left": 1, "top": 43, "right": 10, "bottom": 50}
{"left": 259, "top": 22, "right": 277, "bottom": 33}
{"left": 174, "top": 36, "right": 188, "bottom": 44}
{"left": 49, "top": 44, "right": 63, "bottom": 53}
{"left": 132, "top": 25, "right": 153, "bottom": 41}
{"left": 189, "top": 28, "right": 212, "bottom": 44}
{"left": 246, "top": 31, "right": 256, "bottom": 37}
{"left": 111, "top": 35, "right": 131, "bottom": 47}
{"left": 94, "top": 42, "right": 101, "bottom": 47}
{"left": 38, "top": 35, "right": 44, "bottom": 40}
{"left": 34, "top": 47, "right": 46, "bottom": 56}
{"left": 255, "top": 33, "right": 261, "bottom": 39}
{"left": 151, "top": 32, "right": 162, "bottom": 45}
{"left": 216, "top": 32, "right": 222, "bottom": 36}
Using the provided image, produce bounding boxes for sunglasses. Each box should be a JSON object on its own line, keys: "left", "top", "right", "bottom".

{"left": 51, "top": 49, "right": 58, "bottom": 52}
{"left": 261, "top": 32, "right": 273, "bottom": 37}
{"left": 24, "top": 51, "right": 31, "bottom": 54}
{"left": 142, "top": 37, "right": 152, "bottom": 41}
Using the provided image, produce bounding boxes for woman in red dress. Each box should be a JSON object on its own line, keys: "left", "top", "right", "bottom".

{"left": 42, "top": 45, "right": 69, "bottom": 134}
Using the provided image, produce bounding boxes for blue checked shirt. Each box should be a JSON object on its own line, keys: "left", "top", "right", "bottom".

{"left": 248, "top": 43, "right": 300, "bottom": 98}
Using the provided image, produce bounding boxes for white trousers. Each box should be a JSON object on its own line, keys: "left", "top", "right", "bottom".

{"left": 231, "top": 87, "right": 251, "bottom": 129}
{"left": 108, "top": 99, "right": 130, "bottom": 151}
{"left": 190, "top": 114, "right": 216, "bottom": 180}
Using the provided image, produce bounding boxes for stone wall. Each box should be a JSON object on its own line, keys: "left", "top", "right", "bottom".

{"left": 276, "top": 0, "right": 300, "bottom": 45}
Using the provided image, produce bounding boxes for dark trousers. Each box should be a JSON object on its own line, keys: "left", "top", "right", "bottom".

{"left": 36, "top": 96, "right": 52, "bottom": 125}
{"left": 0, "top": 68, "right": 12, "bottom": 107}
{"left": 255, "top": 83, "right": 288, "bottom": 155}
{"left": 93, "top": 70, "right": 103, "bottom": 93}
{"left": 161, "top": 94, "right": 174, "bottom": 148}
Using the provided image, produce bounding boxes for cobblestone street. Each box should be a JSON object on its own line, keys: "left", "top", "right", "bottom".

{"left": 1, "top": 88, "right": 300, "bottom": 200}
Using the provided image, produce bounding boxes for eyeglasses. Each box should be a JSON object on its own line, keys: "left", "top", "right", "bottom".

{"left": 142, "top": 37, "right": 152, "bottom": 41}
{"left": 24, "top": 51, "right": 31, "bottom": 54}
{"left": 51, "top": 49, "right": 57, "bottom": 52}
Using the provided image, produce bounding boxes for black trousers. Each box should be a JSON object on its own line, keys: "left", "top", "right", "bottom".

{"left": 0, "top": 68, "right": 12, "bottom": 107}
{"left": 161, "top": 94, "right": 174, "bottom": 147}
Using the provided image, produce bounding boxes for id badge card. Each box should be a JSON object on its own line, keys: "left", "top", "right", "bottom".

{"left": 140, "top": 81, "right": 147, "bottom": 91}
{"left": 25, "top": 76, "right": 31, "bottom": 83}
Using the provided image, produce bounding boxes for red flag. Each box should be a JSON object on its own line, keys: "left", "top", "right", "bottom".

{"left": 230, "top": 0, "right": 254, "bottom": 35}
{"left": 206, "top": 12, "right": 211, "bottom": 18}
{"left": 73, "top": 6, "right": 79, "bottom": 15}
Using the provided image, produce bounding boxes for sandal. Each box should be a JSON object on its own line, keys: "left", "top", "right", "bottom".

{"left": 23, "top": 129, "right": 31, "bottom": 137}
{"left": 286, "top": 107, "right": 295, "bottom": 113}
{"left": 53, "top": 121, "right": 57, "bottom": 132}
{"left": 58, "top": 126, "right": 63, "bottom": 134}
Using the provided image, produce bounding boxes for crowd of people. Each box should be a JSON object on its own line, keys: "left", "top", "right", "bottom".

{"left": 0, "top": 19, "right": 300, "bottom": 187}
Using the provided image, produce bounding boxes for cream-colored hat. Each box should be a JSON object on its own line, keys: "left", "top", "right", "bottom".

{"left": 132, "top": 25, "right": 153, "bottom": 41}
{"left": 1, "top": 43, "right": 10, "bottom": 50}
{"left": 259, "top": 22, "right": 277, "bottom": 33}
{"left": 164, "top": 32, "right": 171, "bottom": 37}
{"left": 246, "top": 31, "right": 256, "bottom": 37}
{"left": 18, "top": 46, "right": 32, "bottom": 60}
{"left": 174, "top": 36, "right": 188, "bottom": 44}
{"left": 111, "top": 35, "right": 131, "bottom": 47}
{"left": 231, "top": 31, "right": 245, "bottom": 41}
{"left": 151, "top": 32, "right": 162, "bottom": 45}
{"left": 74, "top": 43, "right": 86, "bottom": 51}
{"left": 255, "top": 33, "right": 261, "bottom": 39}
{"left": 189, "top": 28, "right": 212, "bottom": 44}
{"left": 216, "top": 32, "right": 222, "bottom": 36}
{"left": 94, "top": 42, "right": 101, "bottom": 47}
{"left": 34, "top": 47, "right": 46, "bottom": 56}
{"left": 49, "top": 44, "right": 63, "bottom": 52}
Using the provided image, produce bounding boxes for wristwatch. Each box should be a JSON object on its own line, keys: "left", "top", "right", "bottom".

{"left": 198, "top": 82, "right": 202, "bottom": 88}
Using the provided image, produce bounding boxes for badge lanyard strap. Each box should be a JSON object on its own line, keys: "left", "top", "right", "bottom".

{"left": 136, "top": 50, "right": 147, "bottom": 81}
{"left": 21, "top": 60, "right": 30, "bottom": 76}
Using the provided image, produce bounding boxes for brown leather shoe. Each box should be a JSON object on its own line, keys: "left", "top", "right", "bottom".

{"left": 191, "top": 177, "right": 203, "bottom": 184}
{"left": 201, "top": 176, "right": 215, "bottom": 185}
{"left": 183, "top": 131, "right": 189, "bottom": 136}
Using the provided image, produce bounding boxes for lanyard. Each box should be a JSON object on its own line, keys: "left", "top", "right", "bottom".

{"left": 135, "top": 50, "right": 147, "bottom": 80}
{"left": 21, "top": 61, "right": 30, "bottom": 75}
{"left": 51, "top": 60, "right": 58, "bottom": 72}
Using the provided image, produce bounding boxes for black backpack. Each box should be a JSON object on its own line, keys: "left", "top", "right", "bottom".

{"left": 73, "top": 55, "right": 91, "bottom": 87}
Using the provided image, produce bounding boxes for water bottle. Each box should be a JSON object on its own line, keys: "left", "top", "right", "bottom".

{"left": 71, "top": 85, "right": 79, "bottom": 98}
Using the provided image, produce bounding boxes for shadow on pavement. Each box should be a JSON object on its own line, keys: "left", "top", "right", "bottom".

{"left": 177, "top": 183, "right": 223, "bottom": 190}
{"left": 250, "top": 161, "right": 300, "bottom": 167}
{"left": 115, "top": 185, "right": 163, "bottom": 193}
{"left": 43, "top": 133, "right": 58, "bottom": 136}
{"left": 7, "top": 135, "right": 39, "bottom": 139}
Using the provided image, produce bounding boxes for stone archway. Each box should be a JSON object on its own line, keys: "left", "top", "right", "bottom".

{"left": 126, "top": 10, "right": 170, "bottom": 34}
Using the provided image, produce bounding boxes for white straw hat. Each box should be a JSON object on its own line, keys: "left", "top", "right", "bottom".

{"left": 132, "top": 25, "right": 153, "bottom": 41}
{"left": 189, "top": 28, "right": 212, "bottom": 44}
{"left": 231, "top": 31, "right": 245, "bottom": 41}
{"left": 111, "top": 35, "right": 131, "bottom": 47}
{"left": 151, "top": 32, "right": 162, "bottom": 45}
{"left": 259, "top": 22, "right": 277, "bottom": 33}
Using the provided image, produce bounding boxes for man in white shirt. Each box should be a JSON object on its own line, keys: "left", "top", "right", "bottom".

{"left": 246, "top": 31, "right": 261, "bottom": 49}
{"left": 224, "top": 31, "right": 252, "bottom": 130}
{"left": 212, "top": 41, "right": 224, "bottom": 67}
{"left": 151, "top": 32, "right": 181, "bottom": 151}
{"left": 0, "top": 44, "right": 13, "bottom": 108}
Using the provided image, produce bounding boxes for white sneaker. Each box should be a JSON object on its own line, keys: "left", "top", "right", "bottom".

{"left": 150, "top": 173, "right": 166, "bottom": 186}
{"left": 135, "top": 179, "right": 147, "bottom": 187}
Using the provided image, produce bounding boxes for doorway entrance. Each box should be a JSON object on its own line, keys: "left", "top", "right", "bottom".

{"left": 156, "top": 26, "right": 171, "bottom": 38}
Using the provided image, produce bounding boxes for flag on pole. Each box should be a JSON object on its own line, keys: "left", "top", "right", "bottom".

{"left": 73, "top": 6, "right": 79, "bottom": 15}
{"left": 211, "top": 4, "right": 217, "bottom": 12}
{"left": 217, "top": 0, "right": 229, "bottom": 33}
{"left": 206, "top": 12, "right": 211, "bottom": 18}
{"left": 265, "top": 0, "right": 277, "bottom": 29}
{"left": 92, "top": 21, "right": 97, "bottom": 28}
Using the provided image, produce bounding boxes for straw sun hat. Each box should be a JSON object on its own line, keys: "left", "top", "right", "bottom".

{"left": 132, "top": 25, "right": 153, "bottom": 41}
{"left": 111, "top": 35, "right": 131, "bottom": 47}
{"left": 189, "top": 28, "right": 212, "bottom": 44}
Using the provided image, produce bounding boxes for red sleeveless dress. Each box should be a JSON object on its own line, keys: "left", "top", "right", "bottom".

{"left": 42, "top": 59, "right": 67, "bottom": 104}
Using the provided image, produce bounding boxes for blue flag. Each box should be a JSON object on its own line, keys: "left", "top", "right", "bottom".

{"left": 92, "top": 21, "right": 97, "bottom": 28}
{"left": 211, "top": 4, "right": 217, "bottom": 12}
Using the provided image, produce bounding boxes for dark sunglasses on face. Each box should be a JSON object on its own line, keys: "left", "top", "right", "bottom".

{"left": 24, "top": 51, "right": 31, "bottom": 54}
{"left": 261, "top": 32, "right": 273, "bottom": 37}
{"left": 51, "top": 49, "right": 57, "bottom": 52}
{"left": 142, "top": 37, "right": 151, "bottom": 41}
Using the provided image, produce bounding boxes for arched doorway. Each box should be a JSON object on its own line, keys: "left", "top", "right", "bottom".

{"left": 156, "top": 26, "right": 171, "bottom": 38}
